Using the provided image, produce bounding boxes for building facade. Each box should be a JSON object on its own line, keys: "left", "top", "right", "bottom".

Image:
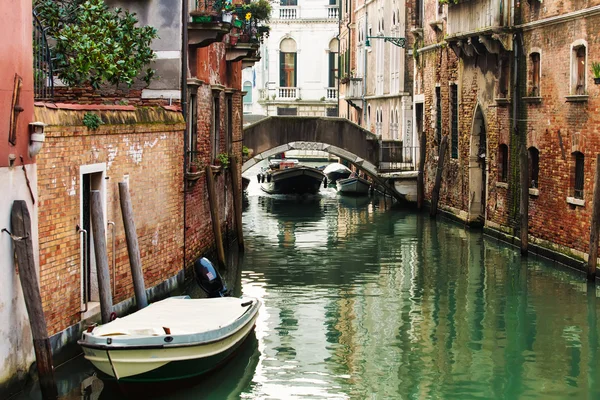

{"left": 242, "top": 0, "right": 340, "bottom": 118}
{"left": 417, "top": 0, "right": 600, "bottom": 262}
{"left": 0, "top": 1, "right": 38, "bottom": 395}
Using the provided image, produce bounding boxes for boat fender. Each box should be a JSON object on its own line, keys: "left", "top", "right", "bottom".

{"left": 267, "top": 174, "right": 271, "bottom": 182}
{"left": 241, "top": 300, "right": 253, "bottom": 307}
{"left": 110, "top": 312, "right": 117, "bottom": 321}
{"left": 257, "top": 173, "right": 262, "bottom": 182}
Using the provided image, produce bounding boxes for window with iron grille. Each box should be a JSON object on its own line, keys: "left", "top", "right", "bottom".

{"left": 435, "top": 86, "right": 442, "bottom": 145}
{"left": 450, "top": 84, "right": 458, "bottom": 158}
{"left": 277, "top": 107, "right": 297, "bottom": 115}
{"left": 574, "top": 151, "right": 584, "bottom": 199}
{"left": 498, "top": 144, "right": 508, "bottom": 183}
{"left": 326, "top": 107, "right": 338, "bottom": 117}
{"left": 528, "top": 147, "right": 539, "bottom": 188}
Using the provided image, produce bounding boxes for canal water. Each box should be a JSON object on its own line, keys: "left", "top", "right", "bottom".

{"left": 15, "top": 162, "right": 600, "bottom": 399}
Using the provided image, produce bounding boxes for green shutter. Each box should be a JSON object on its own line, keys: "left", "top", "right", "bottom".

{"left": 280, "top": 52, "right": 285, "bottom": 87}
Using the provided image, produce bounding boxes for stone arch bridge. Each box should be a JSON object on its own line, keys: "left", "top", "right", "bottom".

{"left": 242, "top": 116, "right": 418, "bottom": 201}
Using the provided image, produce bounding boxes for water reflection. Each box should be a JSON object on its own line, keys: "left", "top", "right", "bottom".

{"left": 14, "top": 161, "right": 600, "bottom": 399}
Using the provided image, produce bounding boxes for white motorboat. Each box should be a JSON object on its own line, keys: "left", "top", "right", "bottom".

{"left": 336, "top": 175, "right": 371, "bottom": 195}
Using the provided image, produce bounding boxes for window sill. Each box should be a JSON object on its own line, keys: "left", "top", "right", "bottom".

{"left": 529, "top": 188, "right": 539, "bottom": 197}
{"left": 495, "top": 97, "right": 510, "bottom": 106}
{"left": 522, "top": 96, "right": 542, "bottom": 103}
{"left": 496, "top": 182, "right": 508, "bottom": 189}
{"left": 565, "top": 95, "right": 588, "bottom": 103}
{"left": 567, "top": 196, "right": 585, "bottom": 207}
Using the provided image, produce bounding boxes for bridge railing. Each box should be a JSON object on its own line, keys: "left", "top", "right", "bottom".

{"left": 379, "top": 142, "right": 419, "bottom": 172}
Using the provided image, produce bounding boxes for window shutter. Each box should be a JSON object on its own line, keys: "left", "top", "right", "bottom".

{"left": 280, "top": 52, "right": 285, "bottom": 87}
{"left": 293, "top": 53, "right": 297, "bottom": 87}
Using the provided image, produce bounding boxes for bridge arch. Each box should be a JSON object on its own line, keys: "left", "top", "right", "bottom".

{"left": 242, "top": 116, "right": 380, "bottom": 175}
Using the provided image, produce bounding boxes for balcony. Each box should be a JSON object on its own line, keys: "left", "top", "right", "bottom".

{"left": 279, "top": 6, "right": 299, "bottom": 19}
{"left": 188, "top": 0, "right": 232, "bottom": 48}
{"left": 326, "top": 6, "right": 339, "bottom": 19}
{"left": 346, "top": 78, "right": 363, "bottom": 99}
{"left": 277, "top": 87, "right": 298, "bottom": 99}
{"left": 379, "top": 142, "right": 419, "bottom": 172}
{"left": 326, "top": 87, "right": 338, "bottom": 100}
{"left": 446, "top": 0, "right": 511, "bottom": 36}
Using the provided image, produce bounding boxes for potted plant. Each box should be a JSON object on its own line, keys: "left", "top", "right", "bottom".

{"left": 216, "top": 153, "right": 230, "bottom": 169}
{"left": 592, "top": 62, "right": 600, "bottom": 84}
{"left": 188, "top": 158, "right": 204, "bottom": 173}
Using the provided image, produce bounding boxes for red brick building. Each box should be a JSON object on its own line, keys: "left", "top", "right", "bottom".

{"left": 416, "top": 0, "right": 600, "bottom": 264}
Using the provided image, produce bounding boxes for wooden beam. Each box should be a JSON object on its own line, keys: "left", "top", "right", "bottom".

{"left": 417, "top": 130, "right": 426, "bottom": 210}
{"left": 205, "top": 165, "right": 227, "bottom": 269}
{"left": 519, "top": 145, "right": 529, "bottom": 255}
{"left": 90, "top": 191, "right": 113, "bottom": 324}
{"left": 10, "top": 200, "right": 58, "bottom": 400}
{"left": 587, "top": 154, "right": 600, "bottom": 281}
{"left": 430, "top": 135, "right": 448, "bottom": 218}
{"left": 118, "top": 182, "right": 148, "bottom": 309}
{"left": 229, "top": 156, "right": 245, "bottom": 251}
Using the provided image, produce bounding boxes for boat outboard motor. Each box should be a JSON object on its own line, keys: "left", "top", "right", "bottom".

{"left": 194, "top": 257, "right": 228, "bottom": 297}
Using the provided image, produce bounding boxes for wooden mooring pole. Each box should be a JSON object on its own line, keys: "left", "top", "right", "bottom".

{"left": 205, "top": 165, "right": 227, "bottom": 269}
{"left": 519, "top": 144, "right": 529, "bottom": 255}
{"left": 90, "top": 191, "right": 113, "bottom": 324}
{"left": 587, "top": 154, "right": 600, "bottom": 281}
{"left": 118, "top": 182, "right": 148, "bottom": 309}
{"left": 430, "top": 135, "right": 448, "bottom": 218}
{"left": 10, "top": 200, "right": 58, "bottom": 400}
{"left": 229, "top": 155, "right": 245, "bottom": 251}
{"left": 417, "top": 130, "right": 427, "bottom": 210}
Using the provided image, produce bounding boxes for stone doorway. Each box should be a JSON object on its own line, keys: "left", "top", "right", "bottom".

{"left": 468, "top": 106, "right": 487, "bottom": 224}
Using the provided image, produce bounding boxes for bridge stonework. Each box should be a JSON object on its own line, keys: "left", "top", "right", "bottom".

{"left": 242, "top": 116, "right": 380, "bottom": 175}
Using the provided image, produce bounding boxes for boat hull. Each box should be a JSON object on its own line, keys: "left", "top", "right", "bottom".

{"left": 79, "top": 297, "right": 260, "bottom": 383}
{"left": 325, "top": 170, "right": 351, "bottom": 184}
{"left": 261, "top": 166, "right": 324, "bottom": 195}
{"left": 336, "top": 177, "right": 371, "bottom": 195}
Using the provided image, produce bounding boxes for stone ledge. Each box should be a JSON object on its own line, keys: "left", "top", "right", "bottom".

{"left": 565, "top": 95, "right": 589, "bottom": 102}
{"left": 529, "top": 188, "right": 539, "bottom": 196}
{"left": 496, "top": 181, "right": 508, "bottom": 189}
{"left": 522, "top": 96, "right": 542, "bottom": 103}
{"left": 567, "top": 196, "right": 585, "bottom": 207}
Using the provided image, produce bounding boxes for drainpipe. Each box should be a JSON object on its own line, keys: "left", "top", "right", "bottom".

{"left": 182, "top": 0, "right": 189, "bottom": 273}
{"left": 362, "top": 11, "right": 368, "bottom": 126}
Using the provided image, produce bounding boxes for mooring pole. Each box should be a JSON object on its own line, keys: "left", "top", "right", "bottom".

{"left": 519, "top": 144, "right": 529, "bottom": 255}
{"left": 587, "top": 154, "right": 600, "bottom": 281}
{"left": 430, "top": 135, "right": 448, "bottom": 218}
{"left": 205, "top": 165, "right": 227, "bottom": 269}
{"left": 90, "top": 191, "right": 113, "bottom": 324}
{"left": 417, "top": 130, "right": 427, "bottom": 210}
{"left": 118, "top": 182, "right": 148, "bottom": 309}
{"left": 229, "top": 155, "right": 245, "bottom": 251}
{"left": 10, "top": 200, "right": 58, "bottom": 400}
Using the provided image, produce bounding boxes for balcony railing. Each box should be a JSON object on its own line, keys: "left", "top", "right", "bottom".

{"left": 379, "top": 143, "right": 419, "bottom": 172}
{"left": 33, "top": 10, "right": 53, "bottom": 100}
{"left": 278, "top": 87, "right": 298, "bottom": 99}
{"left": 259, "top": 88, "right": 268, "bottom": 101}
{"left": 447, "top": 0, "right": 510, "bottom": 36}
{"left": 279, "top": 6, "right": 299, "bottom": 19}
{"left": 326, "top": 87, "right": 338, "bottom": 99}
{"left": 347, "top": 78, "right": 363, "bottom": 99}
{"left": 326, "top": 6, "right": 339, "bottom": 19}
{"left": 190, "top": 0, "right": 225, "bottom": 18}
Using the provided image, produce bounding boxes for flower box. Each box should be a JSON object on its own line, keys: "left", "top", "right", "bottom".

{"left": 192, "top": 15, "right": 213, "bottom": 23}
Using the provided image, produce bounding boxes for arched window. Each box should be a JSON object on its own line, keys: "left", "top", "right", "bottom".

{"left": 328, "top": 38, "right": 339, "bottom": 88}
{"left": 243, "top": 81, "right": 252, "bottom": 104}
{"left": 498, "top": 144, "right": 509, "bottom": 183}
{"left": 528, "top": 147, "right": 539, "bottom": 188}
{"left": 573, "top": 151, "right": 585, "bottom": 199}
{"left": 571, "top": 40, "right": 587, "bottom": 95}
{"left": 280, "top": 38, "right": 297, "bottom": 88}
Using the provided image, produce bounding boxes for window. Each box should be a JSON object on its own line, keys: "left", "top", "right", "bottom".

{"left": 188, "top": 93, "right": 198, "bottom": 164}
{"left": 326, "top": 107, "right": 339, "bottom": 117}
{"left": 450, "top": 84, "right": 458, "bottom": 158}
{"left": 243, "top": 81, "right": 252, "bottom": 103}
{"left": 328, "top": 39, "right": 339, "bottom": 87}
{"left": 498, "top": 57, "right": 510, "bottom": 98}
{"left": 212, "top": 95, "right": 220, "bottom": 160}
{"left": 280, "top": 38, "right": 297, "bottom": 87}
{"left": 367, "top": 104, "right": 371, "bottom": 129}
{"left": 226, "top": 96, "right": 233, "bottom": 154}
{"left": 435, "top": 86, "right": 442, "bottom": 144}
{"left": 574, "top": 151, "right": 584, "bottom": 199}
{"left": 498, "top": 144, "right": 508, "bottom": 183}
{"left": 277, "top": 107, "right": 297, "bottom": 115}
{"left": 528, "top": 147, "right": 539, "bottom": 188}
{"left": 415, "top": 0, "right": 423, "bottom": 27}
{"left": 529, "top": 52, "right": 541, "bottom": 97}
{"left": 281, "top": 0, "right": 297, "bottom": 5}
{"left": 571, "top": 43, "right": 587, "bottom": 95}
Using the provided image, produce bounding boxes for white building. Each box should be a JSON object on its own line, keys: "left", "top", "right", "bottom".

{"left": 242, "top": 0, "right": 340, "bottom": 118}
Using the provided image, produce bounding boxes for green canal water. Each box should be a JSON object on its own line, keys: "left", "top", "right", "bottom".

{"left": 16, "top": 163, "right": 600, "bottom": 399}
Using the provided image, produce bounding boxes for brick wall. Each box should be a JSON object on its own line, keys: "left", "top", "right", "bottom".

{"left": 34, "top": 105, "right": 185, "bottom": 335}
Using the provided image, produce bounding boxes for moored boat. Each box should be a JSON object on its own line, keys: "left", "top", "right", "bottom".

{"left": 78, "top": 296, "right": 261, "bottom": 383}
{"left": 323, "top": 163, "right": 351, "bottom": 184}
{"left": 336, "top": 175, "right": 371, "bottom": 195}
{"left": 258, "top": 159, "right": 325, "bottom": 195}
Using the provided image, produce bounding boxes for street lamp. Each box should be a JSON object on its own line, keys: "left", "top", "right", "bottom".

{"left": 365, "top": 36, "right": 407, "bottom": 48}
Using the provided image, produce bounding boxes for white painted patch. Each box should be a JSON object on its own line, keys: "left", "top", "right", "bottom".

{"left": 107, "top": 146, "right": 118, "bottom": 170}
{"left": 152, "top": 226, "right": 160, "bottom": 246}
{"left": 67, "top": 177, "right": 76, "bottom": 196}
{"left": 160, "top": 134, "right": 167, "bottom": 140}
{"left": 127, "top": 143, "right": 143, "bottom": 164}
{"left": 144, "top": 138, "right": 159, "bottom": 149}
